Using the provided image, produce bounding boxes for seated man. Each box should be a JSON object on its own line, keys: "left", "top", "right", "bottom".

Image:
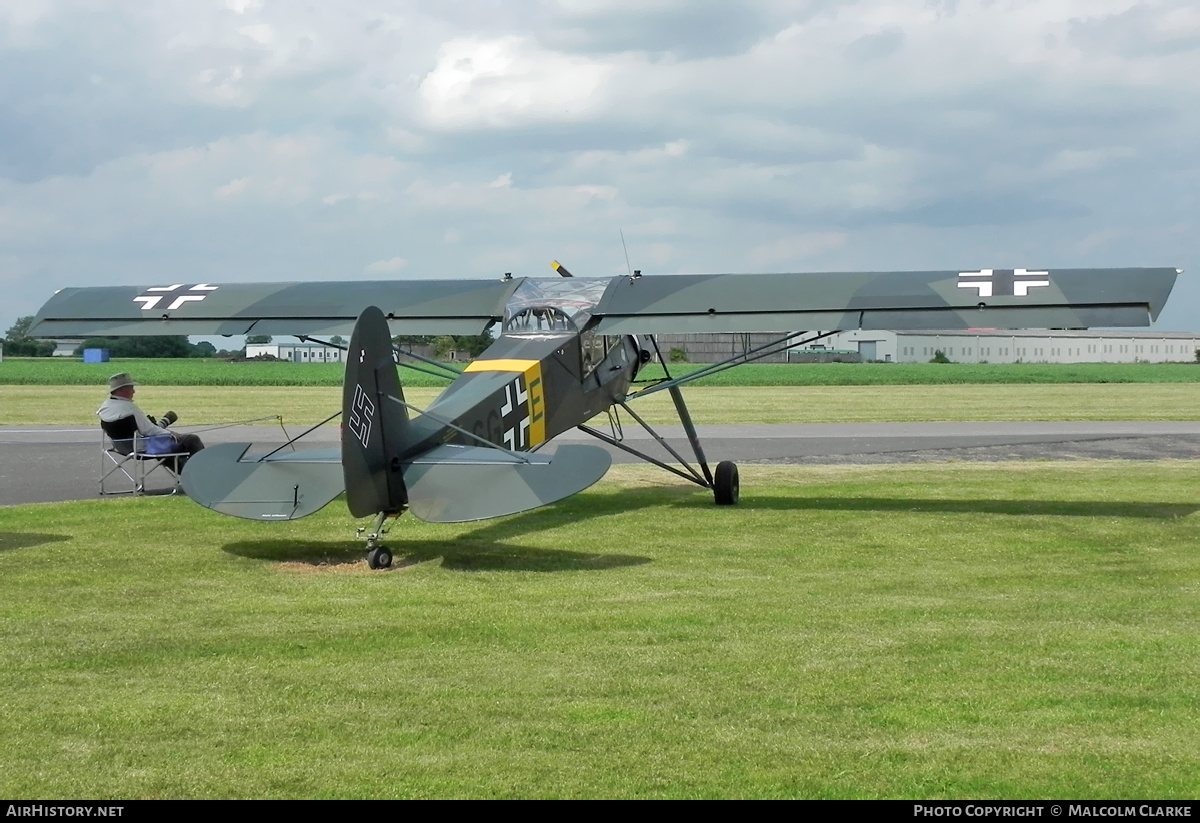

{"left": 97, "top": 372, "right": 205, "bottom": 473}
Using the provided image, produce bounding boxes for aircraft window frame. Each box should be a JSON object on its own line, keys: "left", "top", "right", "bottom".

{"left": 503, "top": 305, "right": 580, "bottom": 336}
{"left": 501, "top": 277, "right": 611, "bottom": 337}
{"left": 580, "top": 329, "right": 620, "bottom": 377}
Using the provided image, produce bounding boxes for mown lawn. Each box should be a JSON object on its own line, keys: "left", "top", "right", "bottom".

{"left": 1, "top": 463, "right": 1197, "bottom": 798}
{"left": 5, "top": 382, "right": 1200, "bottom": 426}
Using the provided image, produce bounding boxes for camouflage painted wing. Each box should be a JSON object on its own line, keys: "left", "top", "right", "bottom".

{"left": 590, "top": 268, "right": 1180, "bottom": 333}
{"left": 28, "top": 267, "right": 1179, "bottom": 338}
{"left": 28, "top": 278, "right": 524, "bottom": 338}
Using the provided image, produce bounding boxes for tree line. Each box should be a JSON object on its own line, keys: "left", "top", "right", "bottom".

{"left": 4, "top": 315, "right": 228, "bottom": 358}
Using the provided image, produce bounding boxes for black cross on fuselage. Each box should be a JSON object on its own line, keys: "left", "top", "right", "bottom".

{"left": 499, "top": 375, "right": 530, "bottom": 450}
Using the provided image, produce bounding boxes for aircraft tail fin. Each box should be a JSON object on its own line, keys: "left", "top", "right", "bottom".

{"left": 402, "top": 444, "right": 612, "bottom": 523}
{"left": 342, "top": 305, "right": 411, "bottom": 517}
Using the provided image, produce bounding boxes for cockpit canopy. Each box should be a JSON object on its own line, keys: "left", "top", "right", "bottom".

{"left": 504, "top": 305, "right": 577, "bottom": 334}
{"left": 502, "top": 278, "right": 611, "bottom": 337}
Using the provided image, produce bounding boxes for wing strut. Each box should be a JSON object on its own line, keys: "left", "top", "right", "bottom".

{"left": 668, "top": 385, "right": 714, "bottom": 486}
{"left": 301, "top": 334, "right": 464, "bottom": 382}
{"left": 256, "top": 410, "right": 342, "bottom": 461}
{"left": 626, "top": 329, "right": 839, "bottom": 400}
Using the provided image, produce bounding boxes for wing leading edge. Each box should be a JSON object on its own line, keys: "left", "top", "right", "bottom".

{"left": 28, "top": 278, "right": 523, "bottom": 338}
{"left": 589, "top": 268, "right": 1180, "bottom": 333}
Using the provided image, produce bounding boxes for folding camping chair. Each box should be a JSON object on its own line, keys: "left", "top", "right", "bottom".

{"left": 99, "top": 418, "right": 189, "bottom": 495}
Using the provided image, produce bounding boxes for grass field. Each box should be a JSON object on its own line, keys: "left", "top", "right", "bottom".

{"left": 6, "top": 382, "right": 1200, "bottom": 427}
{"left": 6, "top": 357, "right": 1198, "bottom": 427}
{"left": 1, "top": 462, "right": 1197, "bottom": 798}
{"left": 3, "top": 357, "right": 1200, "bottom": 387}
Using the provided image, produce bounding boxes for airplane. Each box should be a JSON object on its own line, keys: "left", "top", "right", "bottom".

{"left": 29, "top": 264, "right": 1179, "bottom": 569}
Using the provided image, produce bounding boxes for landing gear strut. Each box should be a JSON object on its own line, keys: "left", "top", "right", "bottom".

{"left": 578, "top": 385, "right": 741, "bottom": 506}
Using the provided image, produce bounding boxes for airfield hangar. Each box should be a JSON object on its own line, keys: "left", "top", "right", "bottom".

{"left": 246, "top": 331, "right": 1199, "bottom": 367}
{"left": 789, "top": 329, "right": 1200, "bottom": 364}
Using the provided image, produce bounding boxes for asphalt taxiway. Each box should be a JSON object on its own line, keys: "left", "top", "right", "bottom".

{"left": 2, "top": 421, "right": 1198, "bottom": 507}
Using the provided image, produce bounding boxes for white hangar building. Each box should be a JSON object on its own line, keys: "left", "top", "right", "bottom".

{"left": 794, "top": 330, "right": 1200, "bottom": 364}
{"left": 246, "top": 341, "right": 344, "bottom": 363}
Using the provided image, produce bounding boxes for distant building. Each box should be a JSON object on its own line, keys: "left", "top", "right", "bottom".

{"left": 245, "top": 330, "right": 1200, "bottom": 367}
{"left": 790, "top": 329, "right": 1200, "bottom": 364}
{"left": 246, "top": 341, "right": 344, "bottom": 363}
{"left": 52, "top": 339, "right": 84, "bottom": 357}
{"left": 651, "top": 333, "right": 791, "bottom": 364}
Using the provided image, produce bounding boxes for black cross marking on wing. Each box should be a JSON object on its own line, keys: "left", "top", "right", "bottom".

{"left": 958, "top": 269, "right": 1050, "bottom": 298}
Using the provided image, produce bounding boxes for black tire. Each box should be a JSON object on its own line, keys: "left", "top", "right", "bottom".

{"left": 714, "top": 460, "right": 739, "bottom": 505}
{"left": 366, "top": 546, "right": 393, "bottom": 570}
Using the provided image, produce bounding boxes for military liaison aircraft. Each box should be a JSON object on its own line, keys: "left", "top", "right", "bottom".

{"left": 30, "top": 265, "right": 1179, "bottom": 568}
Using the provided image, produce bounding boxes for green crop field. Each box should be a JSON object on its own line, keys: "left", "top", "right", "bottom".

{"left": 1, "top": 462, "right": 1197, "bottom": 799}
{"left": 2, "top": 357, "right": 1199, "bottom": 387}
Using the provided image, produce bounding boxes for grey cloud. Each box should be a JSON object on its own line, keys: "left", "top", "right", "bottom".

{"left": 1068, "top": 2, "right": 1200, "bottom": 59}
{"left": 2, "top": 1, "right": 1199, "bottom": 333}
{"left": 0, "top": 33, "right": 213, "bottom": 182}
{"left": 845, "top": 27, "right": 904, "bottom": 62}
{"left": 544, "top": 2, "right": 776, "bottom": 59}
{"left": 886, "top": 194, "right": 1090, "bottom": 228}
{"left": 471, "top": 0, "right": 853, "bottom": 60}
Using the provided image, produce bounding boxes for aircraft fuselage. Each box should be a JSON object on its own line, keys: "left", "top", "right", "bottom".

{"left": 400, "top": 329, "right": 642, "bottom": 458}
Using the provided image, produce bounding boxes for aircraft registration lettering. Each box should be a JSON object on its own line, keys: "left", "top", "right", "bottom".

{"left": 526, "top": 364, "right": 544, "bottom": 447}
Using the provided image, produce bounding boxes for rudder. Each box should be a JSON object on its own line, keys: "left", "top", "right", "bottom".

{"left": 342, "top": 305, "right": 410, "bottom": 517}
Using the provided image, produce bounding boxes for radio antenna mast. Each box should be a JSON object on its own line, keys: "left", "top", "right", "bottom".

{"left": 619, "top": 229, "right": 633, "bottom": 278}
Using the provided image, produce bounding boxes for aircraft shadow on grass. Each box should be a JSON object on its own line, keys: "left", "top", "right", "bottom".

{"left": 219, "top": 484, "right": 1196, "bottom": 570}
{"left": 0, "top": 532, "right": 71, "bottom": 552}
{"left": 220, "top": 485, "right": 673, "bottom": 572}
{"left": 731, "top": 496, "right": 1200, "bottom": 519}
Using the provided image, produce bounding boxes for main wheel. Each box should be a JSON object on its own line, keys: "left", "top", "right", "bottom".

{"left": 714, "top": 460, "right": 739, "bottom": 505}
{"left": 366, "top": 546, "right": 393, "bottom": 570}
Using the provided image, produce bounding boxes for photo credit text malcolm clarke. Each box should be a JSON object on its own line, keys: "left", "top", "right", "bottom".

{"left": 912, "top": 804, "right": 1195, "bottom": 818}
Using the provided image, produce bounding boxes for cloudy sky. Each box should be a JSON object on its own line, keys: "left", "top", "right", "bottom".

{"left": 2, "top": 0, "right": 1197, "bottom": 335}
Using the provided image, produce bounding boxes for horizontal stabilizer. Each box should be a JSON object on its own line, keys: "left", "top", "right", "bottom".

{"left": 181, "top": 443, "right": 344, "bottom": 521}
{"left": 403, "top": 444, "right": 612, "bottom": 523}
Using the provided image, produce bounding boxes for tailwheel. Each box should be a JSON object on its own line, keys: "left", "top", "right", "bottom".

{"left": 714, "top": 460, "right": 739, "bottom": 505}
{"left": 366, "top": 545, "right": 393, "bottom": 570}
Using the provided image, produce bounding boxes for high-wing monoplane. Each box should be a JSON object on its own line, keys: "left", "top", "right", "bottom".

{"left": 30, "top": 265, "right": 1179, "bottom": 568}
